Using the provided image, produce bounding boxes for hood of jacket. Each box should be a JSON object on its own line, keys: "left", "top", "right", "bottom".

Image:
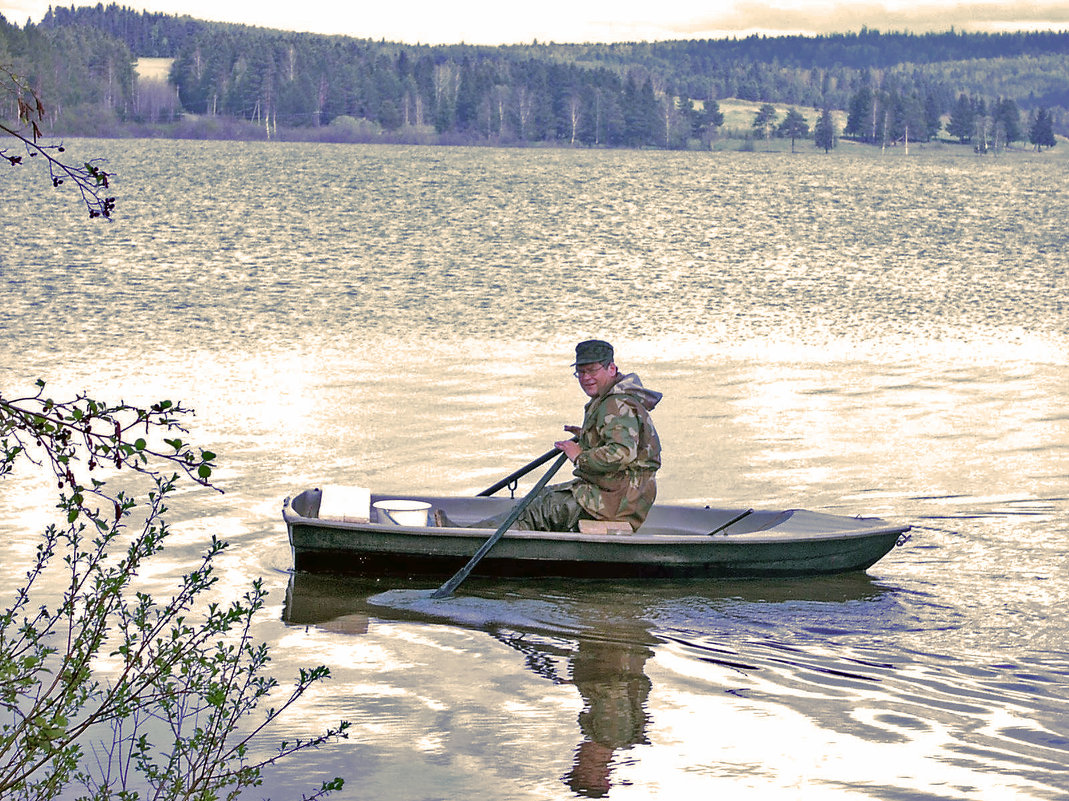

{"left": 601, "top": 372, "right": 662, "bottom": 412}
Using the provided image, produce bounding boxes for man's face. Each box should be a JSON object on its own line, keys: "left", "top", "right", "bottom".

{"left": 574, "top": 361, "right": 617, "bottom": 398}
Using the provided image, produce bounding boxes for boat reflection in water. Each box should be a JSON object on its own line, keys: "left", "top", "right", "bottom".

{"left": 282, "top": 571, "right": 889, "bottom": 797}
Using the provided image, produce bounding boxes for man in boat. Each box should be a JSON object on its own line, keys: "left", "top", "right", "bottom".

{"left": 449, "top": 339, "right": 662, "bottom": 532}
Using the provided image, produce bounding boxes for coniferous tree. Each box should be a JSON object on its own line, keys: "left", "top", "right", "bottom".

{"left": 776, "top": 107, "right": 809, "bottom": 151}
{"left": 814, "top": 105, "right": 837, "bottom": 152}
{"left": 844, "top": 87, "right": 874, "bottom": 140}
{"left": 896, "top": 93, "right": 929, "bottom": 144}
{"left": 924, "top": 92, "right": 943, "bottom": 139}
{"left": 1029, "top": 107, "right": 1056, "bottom": 150}
{"left": 752, "top": 103, "right": 778, "bottom": 140}
{"left": 681, "top": 98, "right": 723, "bottom": 147}
{"left": 702, "top": 99, "right": 724, "bottom": 131}
{"left": 677, "top": 94, "right": 698, "bottom": 139}
{"left": 638, "top": 77, "right": 660, "bottom": 146}
{"left": 622, "top": 75, "right": 658, "bottom": 147}
{"left": 946, "top": 93, "right": 975, "bottom": 143}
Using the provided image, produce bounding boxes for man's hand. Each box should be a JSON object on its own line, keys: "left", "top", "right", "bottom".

{"left": 555, "top": 439, "right": 581, "bottom": 462}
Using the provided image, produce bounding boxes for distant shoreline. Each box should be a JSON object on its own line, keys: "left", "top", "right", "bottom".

{"left": 46, "top": 121, "right": 1065, "bottom": 161}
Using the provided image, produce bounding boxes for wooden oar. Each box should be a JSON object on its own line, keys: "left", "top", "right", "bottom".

{"left": 431, "top": 451, "right": 570, "bottom": 599}
{"left": 477, "top": 437, "right": 577, "bottom": 497}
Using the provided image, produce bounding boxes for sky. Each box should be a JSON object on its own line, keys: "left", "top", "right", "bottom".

{"left": 2, "top": 0, "right": 1068, "bottom": 45}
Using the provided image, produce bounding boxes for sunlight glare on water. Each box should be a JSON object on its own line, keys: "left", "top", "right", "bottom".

{"left": 1, "top": 140, "right": 1067, "bottom": 800}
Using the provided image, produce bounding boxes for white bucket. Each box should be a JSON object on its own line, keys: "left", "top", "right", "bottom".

{"left": 373, "top": 499, "right": 432, "bottom": 527}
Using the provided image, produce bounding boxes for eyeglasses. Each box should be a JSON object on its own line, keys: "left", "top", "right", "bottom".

{"left": 573, "top": 363, "right": 606, "bottom": 378}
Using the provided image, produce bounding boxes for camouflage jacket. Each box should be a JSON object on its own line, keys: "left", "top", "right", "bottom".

{"left": 567, "top": 372, "right": 662, "bottom": 531}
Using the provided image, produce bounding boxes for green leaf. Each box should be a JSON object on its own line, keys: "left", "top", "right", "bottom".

{"left": 207, "top": 686, "right": 227, "bottom": 707}
{"left": 134, "top": 438, "right": 147, "bottom": 451}
{"left": 198, "top": 464, "right": 212, "bottom": 479}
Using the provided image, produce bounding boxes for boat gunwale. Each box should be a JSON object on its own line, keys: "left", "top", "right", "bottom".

{"left": 283, "top": 505, "right": 910, "bottom": 547}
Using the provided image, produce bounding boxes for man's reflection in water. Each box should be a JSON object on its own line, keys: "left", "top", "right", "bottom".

{"left": 283, "top": 574, "right": 657, "bottom": 797}
{"left": 564, "top": 638, "right": 652, "bottom": 797}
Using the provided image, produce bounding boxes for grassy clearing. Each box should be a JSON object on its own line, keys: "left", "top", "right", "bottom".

{"left": 702, "top": 98, "right": 1067, "bottom": 159}
{"left": 708, "top": 135, "right": 1068, "bottom": 159}
{"left": 134, "top": 57, "right": 173, "bottom": 80}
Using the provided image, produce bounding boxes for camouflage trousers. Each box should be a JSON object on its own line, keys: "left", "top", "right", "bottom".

{"left": 472, "top": 487, "right": 591, "bottom": 532}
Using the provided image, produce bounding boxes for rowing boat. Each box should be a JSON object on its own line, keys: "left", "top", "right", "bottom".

{"left": 283, "top": 486, "right": 910, "bottom": 579}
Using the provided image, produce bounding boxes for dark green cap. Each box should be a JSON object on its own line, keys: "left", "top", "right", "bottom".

{"left": 572, "top": 339, "right": 614, "bottom": 366}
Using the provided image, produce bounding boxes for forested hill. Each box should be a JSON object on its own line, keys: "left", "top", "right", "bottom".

{"left": 36, "top": 3, "right": 1069, "bottom": 68}
{"left": 6, "top": 4, "right": 1068, "bottom": 146}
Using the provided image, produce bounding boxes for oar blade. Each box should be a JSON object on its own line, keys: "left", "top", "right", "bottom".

{"left": 433, "top": 452, "right": 569, "bottom": 598}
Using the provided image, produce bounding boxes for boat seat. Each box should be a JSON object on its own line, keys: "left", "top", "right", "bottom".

{"left": 578, "top": 519, "right": 633, "bottom": 534}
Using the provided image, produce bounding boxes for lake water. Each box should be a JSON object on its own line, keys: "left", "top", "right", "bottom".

{"left": 1, "top": 139, "right": 1067, "bottom": 800}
